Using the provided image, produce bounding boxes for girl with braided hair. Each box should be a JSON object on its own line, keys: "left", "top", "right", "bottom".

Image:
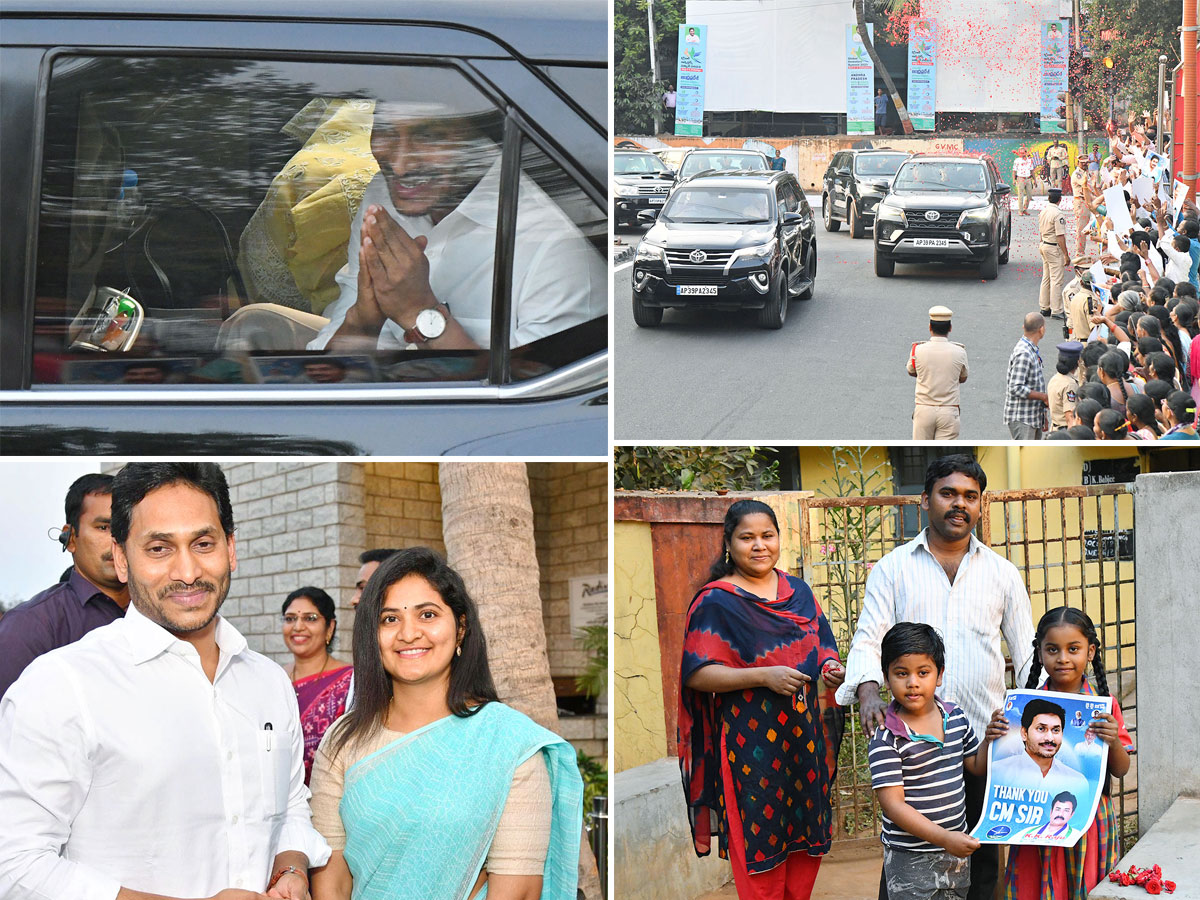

{"left": 1097, "top": 351, "right": 1135, "bottom": 416}
{"left": 1000, "top": 607, "right": 1133, "bottom": 900}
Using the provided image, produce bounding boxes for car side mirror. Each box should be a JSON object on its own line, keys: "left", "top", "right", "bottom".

{"left": 637, "top": 209, "right": 659, "bottom": 224}
{"left": 995, "top": 184, "right": 1012, "bottom": 195}
{"left": 69, "top": 286, "right": 145, "bottom": 352}
{"left": 782, "top": 212, "right": 804, "bottom": 226}
{"left": 872, "top": 181, "right": 890, "bottom": 193}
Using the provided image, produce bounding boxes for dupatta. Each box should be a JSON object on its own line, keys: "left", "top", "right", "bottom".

{"left": 340, "top": 701, "right": 583, "bottom": 900}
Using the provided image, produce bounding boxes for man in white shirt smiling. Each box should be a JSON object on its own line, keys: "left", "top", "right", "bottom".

{"left": 308, "top": 87, "right": 604, "bottom": 354}
{"left": 835, "top": 453, "right": 1034, "bottom": 900}
{"left": 0, "top": 463, "right": 330, "bottom": 900}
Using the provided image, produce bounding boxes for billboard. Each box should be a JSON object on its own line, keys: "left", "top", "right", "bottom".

{"left": 908, "top": 18, "right": 937, "bottom": 131}
{"left": 1040, "top": 19, "right": 1070, "bottom": 132}
{"left": 675, "top": 24, "right": 708, "bottom": 137}
{"left": 847, "top": 24, "right": 875, "bottom": 134}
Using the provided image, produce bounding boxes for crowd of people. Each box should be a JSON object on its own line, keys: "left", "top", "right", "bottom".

{"left": 678, "top": 455, "right": 1136, "bottom": 900}
{"left": 0, "top": 464, "right": 583, "bottom": 900}
{"left": 998, "top": 123, "right": 1199, "bottom": 440}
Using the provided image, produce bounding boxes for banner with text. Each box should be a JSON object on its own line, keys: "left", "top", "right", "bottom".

{"left": 907, "top": 19, "right": 937, "bottom": 131}
{"left": 846, "top": 24, "right": 875, "bottom": 134}
{"left": 970, "top": 689, "right": 1112, "bottom": 848}
{"left": 1040, "top": 19, "right": 1070, "bottom": 133}
{"left": 676, "top": 24, "right": 708, "bottom": 137}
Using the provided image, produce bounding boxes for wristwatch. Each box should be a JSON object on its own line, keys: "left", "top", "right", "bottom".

{"left": 403, "top": 306, "right": 447, "bottom": 344}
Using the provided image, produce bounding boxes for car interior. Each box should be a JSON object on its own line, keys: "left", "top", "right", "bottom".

{"left": 31, "top": 56, "right": 606, "bottom": 388}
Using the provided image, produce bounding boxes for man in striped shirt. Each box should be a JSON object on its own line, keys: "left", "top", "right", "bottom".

{"left": 836, "top": 454, "right": 1035, "bottom": 900}
{"left": 869, "top": 623, "right": 1000, "bottom": 900}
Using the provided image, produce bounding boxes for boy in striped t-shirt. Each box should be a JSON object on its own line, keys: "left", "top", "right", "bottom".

{"left": 868, "top": 623, "right": 1005, "bottom": 899}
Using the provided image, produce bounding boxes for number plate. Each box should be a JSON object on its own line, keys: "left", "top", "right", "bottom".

{"left": 912, "top": 238, "right": 951, "bottom": 247}
{"left": 676, "top": 285, "right": 718, "bottom": 295}
{"left": 649, "top": 197, "right": 666, "bottom": 205}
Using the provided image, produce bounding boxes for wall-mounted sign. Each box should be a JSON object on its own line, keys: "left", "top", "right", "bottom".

{"left": 1083, "top": 529, "right": 1134, "bottom": 561}
{"left": 569, "top": 573, "right": 608, "bottom": 634}
{"left": 1081, "top": 458, "right": 1139, "bottom": 485}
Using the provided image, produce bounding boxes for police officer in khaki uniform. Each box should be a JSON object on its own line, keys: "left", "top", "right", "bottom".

{"left": 908, "top": 305, "right": 968, "bottom": 439}
{"left": 1065, "top": 258, "right": 1097, "bottom": 341}
{"left": 1038, "top": 187, "right": 1070, "bottom": 319}
{"left": 1047, "top": 341, "right": 1083, "bottom": 431}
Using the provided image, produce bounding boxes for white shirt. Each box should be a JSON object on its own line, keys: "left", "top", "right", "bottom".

{"left": 309, "top": 155, "right": 605, "bottom": 351}
{"left": 989, "top": 749, "right": 1090, "bottom": 802}
{"left": 1014, "top": 158, "right": 1034, "bottom": 179}
{"left": 0, "top": 602, "right": 331, "bottom": 900}
{"left": 1162, "top": 239, "right": 1192, "bottom": 284}
{"left": 834, "top": 529, "right": 1035, "bottom": 738}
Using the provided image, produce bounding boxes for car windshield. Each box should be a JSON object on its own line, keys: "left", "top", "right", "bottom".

{"left": 660, "top": 186, "right": 773, "bottom": 223}
{"left": 893, "top": 161, "right": 988, "bottom": 191}
{"left": 855, "top": 153, "right": 909, "bottom": 177}
{"left": 616, "top": 153, "right": 671, "bottom": 175}
{"left": 679, "top": 153, "right": 766, "bottom": 179}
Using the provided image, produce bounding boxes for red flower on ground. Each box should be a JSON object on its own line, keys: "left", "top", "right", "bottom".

{"left": 1146, "top": 878, "right": 1163, "bottom": 894}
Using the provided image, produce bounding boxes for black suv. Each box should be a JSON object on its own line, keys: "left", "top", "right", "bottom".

{"left": 614, "top": 149, "right": 675, "bottom": 228}
{"left": 631, "top": 170, "right": 816, "bottom": 329}
{"left": 872, "top": 154, "right": 1012, "bottom": 279}
{"left": 821, "top": 148, "right": 910, "bottom": 238}
{"left": 0, "top": 0, "right": 607, "bottom": 455}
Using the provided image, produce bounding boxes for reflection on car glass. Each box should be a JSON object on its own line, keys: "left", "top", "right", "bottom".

{"left": 60, "top": 357, "right": 212, "bottom": 385}
{"left": 252, "top": 355, "right": 377, "bottom": 384}
{"left": 31, "top": 57, "right": 605, "bottom": 388}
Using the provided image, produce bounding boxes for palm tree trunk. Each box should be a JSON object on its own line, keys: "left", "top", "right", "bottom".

{"left": 856, "top": 0, "right": 913, "bottom": 135}
{"left": 439, "top": 462, "right": 603, "bottom": 900}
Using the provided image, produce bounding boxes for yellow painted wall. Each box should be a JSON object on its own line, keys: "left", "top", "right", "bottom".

{"left": 614, "top": 521, "right": 668, "bottom": 773}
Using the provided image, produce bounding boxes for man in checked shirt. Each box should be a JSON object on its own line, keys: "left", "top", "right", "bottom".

{"left": 836, "top": 454, "right": 1035, "bottom": 900}
{"left": 1003, "top": 312, "right": 1050, "bottom": 440}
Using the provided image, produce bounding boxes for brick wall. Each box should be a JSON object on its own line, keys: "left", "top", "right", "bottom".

{"left": 363, "top": 462, "right": 446, "bottom": 556}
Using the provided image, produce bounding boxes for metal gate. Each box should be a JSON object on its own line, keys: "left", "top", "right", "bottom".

{"left": 787, "top": 485, "right": 1138, "bottom": 851}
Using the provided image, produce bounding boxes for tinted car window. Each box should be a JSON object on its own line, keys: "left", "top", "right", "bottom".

{"left": 615, "top": 153, "right": 670, "bottom": 174}
{"left": 661, "top": 185, "right": 772, "bottom": 223}
{"left": 893, "top": 161, "right": 988, "bottom": 191}
{"left": 854, "top": 153, "right": 909, "bottom": 176}
{"left": 679, "top": 152, "right": 766, "bottom": 179}
{"left": 30, "top": 55, "right": 602, "bottom": 388}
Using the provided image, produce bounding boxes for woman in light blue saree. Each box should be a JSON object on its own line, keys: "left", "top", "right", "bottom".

{"left": 308, "top": 547, "right": 583, "bottom": 900}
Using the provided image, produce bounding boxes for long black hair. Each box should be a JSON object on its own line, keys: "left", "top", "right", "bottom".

{"left": 328, "top": 547, "right": 498, "bottom": 759}
{"left": 1025, "top": 606, "right": 1109, "bottom": 697}
{"left": 706, "top": 499, "right": 779, "bottom": 583}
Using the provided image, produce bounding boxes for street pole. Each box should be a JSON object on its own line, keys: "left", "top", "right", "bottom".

{"left": 1075, "top": 0, "right": 1084, "bottom": 154}
{"left": 1184, "top": 0, "right": 1197, "bottom": 201}
{"left": 648, "top": 0, "right": 662, "bottom": 135}
{"left": 1159, "top": 55, "right": 1168, "bottom": 153}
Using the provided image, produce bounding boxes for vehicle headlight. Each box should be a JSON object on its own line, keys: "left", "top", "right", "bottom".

{"left": 729, "top": 240, "right": 778, "bottom": 264}
{"left": 876, "top": 204, "right": 905, "bottom": 223}
{"left": 635, "top": 242, "right": 666, "bottom": 262}
{"left": 957, "top": 206, "right": 992, "bottom": 226}
{"left": 615, "top": 184, "right": 640, "bottom": 197}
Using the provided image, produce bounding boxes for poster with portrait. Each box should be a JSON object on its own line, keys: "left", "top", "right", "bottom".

{"left": 845, "top": 24, "right": 874, "bottom": 134}
{"left": 1039, "top": 19, "right": 1069, "bottom": 133}
{"left": 970, "top": 688, "right": 1111, "bottom": 848}
{"left": 907, "top": 19, "right": 937, "bottom": 131}
{"left": 675, "top": 24, "right": 707, "bottom": 137}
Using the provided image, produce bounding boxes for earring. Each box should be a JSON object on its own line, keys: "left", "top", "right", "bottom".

{"left": 456, "top": 645, "right": 462, "bottom": 657}
{"left": 724, "top": 548, "right": 730, "bottom": 566}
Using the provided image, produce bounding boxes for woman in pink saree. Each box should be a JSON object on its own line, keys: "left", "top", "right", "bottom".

{"left": 282, "top": 586, "right": 353, "bottom": 784}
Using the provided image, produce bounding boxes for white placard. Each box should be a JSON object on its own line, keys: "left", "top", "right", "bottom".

{"left": 1088, "top": 260, "right": 1109, "bottom": 287}
{"left": 1174, "top": 179, "right": 1190, "bottom": 223}
{"left": 1103, "top": 184, "right": 1134, "bottom": 235}
{"left": 568, "top": 574, "right": 608, "bottom": 634}
{"left": 1106, "top": 230, "right": 1124, "bottom": 260}
{"left": 1130, "top": 176, "right": 1154, "bottom": 205}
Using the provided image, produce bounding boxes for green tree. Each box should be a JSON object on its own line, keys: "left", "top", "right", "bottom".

{"left": 614, "top": 446, "right": 780, "bottom": 491}
{"left": 1073, "top": 0, "right": 1181, "bottom": 125}
{"left": 614, "top": 0, "right": 684, "bottom": 134}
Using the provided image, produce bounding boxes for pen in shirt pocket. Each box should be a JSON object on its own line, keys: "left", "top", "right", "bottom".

{"left": 264, "top": 722, "right": 273, "bottom": 751}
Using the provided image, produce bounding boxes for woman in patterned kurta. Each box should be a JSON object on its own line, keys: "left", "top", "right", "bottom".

{"left": 679, "top": 500, "right": 846, "bottom": 900}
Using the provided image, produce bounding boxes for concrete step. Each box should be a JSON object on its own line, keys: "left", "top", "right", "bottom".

{"left": 1089, "top": 797, "right": 1200, "bottom": 899}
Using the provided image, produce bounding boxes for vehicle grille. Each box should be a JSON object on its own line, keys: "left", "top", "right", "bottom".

{"left": 903, "top": 210, "right": 959, "bottom": 230}
{"left": 665, "top": 270, "right": 729, "bottom": 285}
{"left": 665, "top": 249, "right": 734, "bottom": 267}
{"left": 636, "top": 185, "right": 671, "bottom": 195}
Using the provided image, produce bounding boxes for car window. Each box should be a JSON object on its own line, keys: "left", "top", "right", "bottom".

{"left": 615, "top": 153, "right": 669, "bottom": 175}
{"left": 777, "top": 183, "right": 799, "bottom": 213}
{"left": 893, "top": 161, "right": 988, "bottom": 192}
{"left": 507, "top": 136, "right": 606, "bottom": 381}
{"left": 679, "top": 152, "right": 765, "bottom": 179}
{"left": 30, "top": 55, "right": 603, "bottom": 388}
{"left": 662, "top": 186, "right": 771, "bottom": 223}
{"left": 854, "top": 153, "right": 908, "bottom": 176}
